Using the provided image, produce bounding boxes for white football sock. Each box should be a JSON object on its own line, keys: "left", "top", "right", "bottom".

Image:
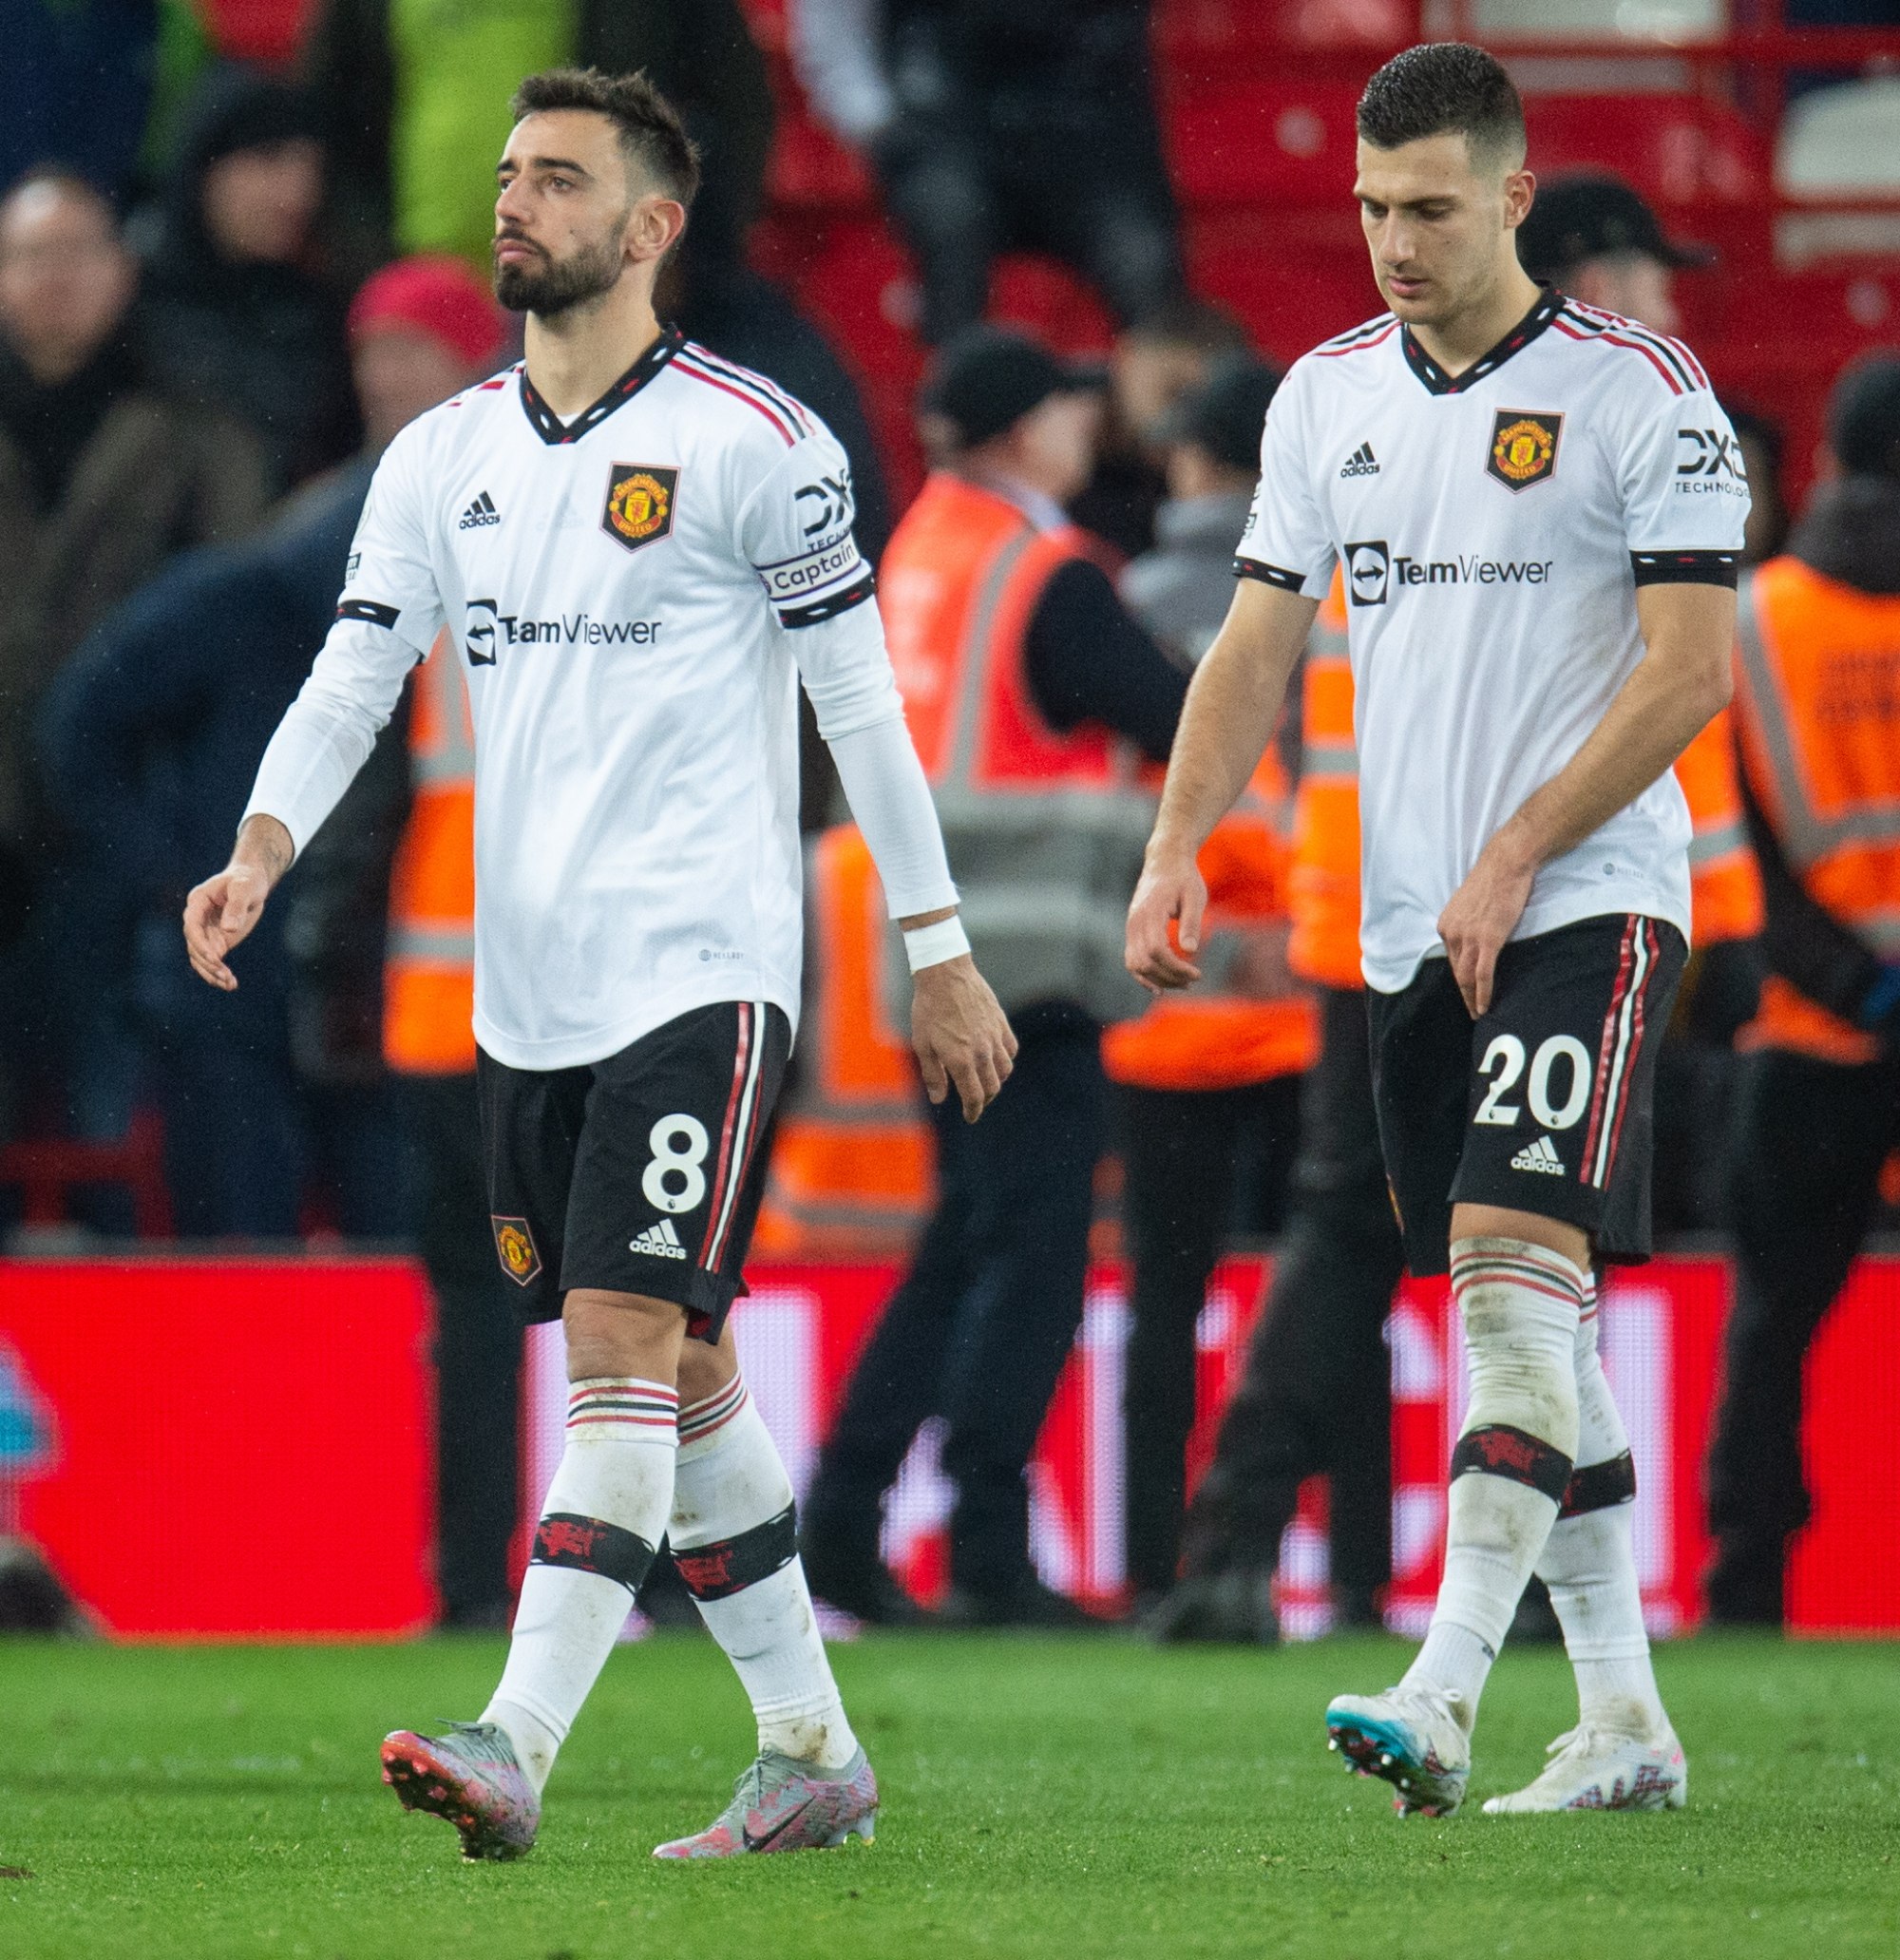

{"left": 1402, "top": 1239, "right": 1584, "bottom": 1721}
{"left": 672, "top": 1375, "right": 859, "bottom": 1771}
{"left": 1534, "top": 1277, "right": 1668, "bottom": 1739}
{"left": 484, "top": 1377, "right": 679, "bottom": 1794}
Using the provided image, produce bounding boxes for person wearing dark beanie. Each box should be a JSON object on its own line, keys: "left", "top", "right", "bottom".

{"left": 139, "top": 67, "right": 356, "bottom": 491}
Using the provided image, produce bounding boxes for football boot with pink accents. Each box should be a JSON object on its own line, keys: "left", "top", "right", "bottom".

{"left": 380, "top": 1721, "right": 540, "bottom": 1861}
{"left": 1483, "top": 1725, "right": 1687, "bottom": 1814}
{"left": 653, "top": 1747, "right": 878, "bottom": 1859}
{"left": 1326, "top": 1684, "right": 1472, "bottom": 1817}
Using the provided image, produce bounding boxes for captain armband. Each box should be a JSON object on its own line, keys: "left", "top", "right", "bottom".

{"left": 755, "top": 529, "right": 877, "bottom": 628}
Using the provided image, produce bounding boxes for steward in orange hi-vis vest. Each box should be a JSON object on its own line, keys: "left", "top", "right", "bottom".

{"left": 1732, "top": 552, "right": 1900, "bottom": 1060}
{"left": 753, "top": 826, "right": 934, "bottom": 1258}
{"left": 1288, "top": 574, "right": 1359, "bottom": 991}
{"left": 1707, "top": 415, "right": 1900, "bottom": 1625}
{"left": 383, "top": 629, "right": 476, "bottom": 1075}
{"left": 1101, "top": 742, "right": 1318, "bottom": 1092}
{"left": 1678, "top": 708, "right": 1764, "bottom": 947}
{"left": 881, "top": 468, "right": 1155, "bottom": 1023}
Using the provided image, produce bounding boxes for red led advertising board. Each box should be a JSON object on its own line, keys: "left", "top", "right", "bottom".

{"left": 4, "top": 1254, "right": 1895, "bottom": 1637}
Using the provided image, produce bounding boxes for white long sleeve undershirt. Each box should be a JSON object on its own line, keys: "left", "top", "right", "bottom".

{"left": 791, "top": 594, "right": 957, "bottom": 920}
{"left": 243, "top": 627, "right": 416, "bottom": 860}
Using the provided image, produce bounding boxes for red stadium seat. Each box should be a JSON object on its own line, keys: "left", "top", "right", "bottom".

{"left": 1188, "top": 212, "right": 1382, "bottom": 363}
{"left": 1525, "top": 95, "right": 1772, "bottom": 214}
{"left": 0, "top": 1109, "right": 171, "bottom": 1241}
{"left": 765, "top": 108, "right": 878, "bottom": 213}
{"left": 1165, "top": 81, "right": 1365, "bottom": 206}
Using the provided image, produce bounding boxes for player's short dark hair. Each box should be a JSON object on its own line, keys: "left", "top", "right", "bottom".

{"left": 510, "top": 67, "right": 701, "bottom": 208}
{"left": 1357, "top": 43, "right": 1526, "bottom": 168}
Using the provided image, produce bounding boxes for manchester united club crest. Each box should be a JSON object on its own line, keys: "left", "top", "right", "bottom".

{"left": 491, "top": 1216, "right": 542, "bottom": 1286}
{"left": 602, "top": 464, "right": 677, "bottom": 551}
{"left": 1487, "top": 410, "right": 1562, "bottom": 491}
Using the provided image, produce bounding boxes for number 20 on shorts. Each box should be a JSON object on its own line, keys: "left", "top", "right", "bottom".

{"left": 1473, "top": 1034, "right": 1591, "bottom": 1130}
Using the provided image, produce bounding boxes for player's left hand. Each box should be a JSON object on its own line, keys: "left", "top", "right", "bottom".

{"left": 1438, "top": 841, "right": 1537, "bottom": 1018}
{"left": 1125, "top": 845, "right": 1207, "bottom": 994}
{"left": 912, "top": 954, "right": 1017, "bottom": 1122}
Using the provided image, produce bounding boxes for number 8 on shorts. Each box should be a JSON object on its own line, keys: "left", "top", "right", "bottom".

{"left": 643, "top": 1114, "right": 711, "bottom": 1214}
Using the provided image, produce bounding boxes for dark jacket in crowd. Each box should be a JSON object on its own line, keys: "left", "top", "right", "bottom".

{"left": 36, "top": 457, "right": 419, "bottom": 1239}
{"left": 138, "top": 68, "right": 356, "bottom": 492}
{"left": 864, "top": 0, "right": 1182, "bottom": 340}
{"left": 0, "top": 331, "right": 272, "bottom": 856}
{"left": 37, "top": 458, "right": 373, "bottom": 911}
{"left": 884, "top": 0, "right": 1162, "bottom": 113}
{"left": 1741, "top": 472, "right": 1900, "bottom": 1024}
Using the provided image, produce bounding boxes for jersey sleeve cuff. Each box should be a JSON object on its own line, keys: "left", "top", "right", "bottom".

{"left": 1232, "top": 557, "right": 1310, "bottom": 593}
{"left": 1629, "top": 548, "right": 1740, "bottom": 589}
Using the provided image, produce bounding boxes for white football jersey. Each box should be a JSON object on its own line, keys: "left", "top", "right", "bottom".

{"left": 1238, "top": 289, "right": 1749, "bottom": 993}
{"left": 249, "top": 331, "right": 884, "bottom": 1070}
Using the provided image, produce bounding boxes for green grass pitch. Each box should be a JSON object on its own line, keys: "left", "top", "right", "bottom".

{"left": 0, "top": 1631, "right": 1894, "bottom": 1958}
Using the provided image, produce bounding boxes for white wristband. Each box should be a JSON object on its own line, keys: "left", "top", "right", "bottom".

{"left": 903, "top": 915, "right": 970, "bottom": 973}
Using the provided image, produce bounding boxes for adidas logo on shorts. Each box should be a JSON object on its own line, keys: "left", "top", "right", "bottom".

{"left": 458, "top": 490, "right": 502, "bottom": 530}
{"left": 1339, "top": 442, "right": 1380, "bottom": 479}
{"left": 1509, "top": 1134, "right": 1565, "bottom": 1176}
{"left": 630, "top": 1218, "right": 690, "bottom": 1260}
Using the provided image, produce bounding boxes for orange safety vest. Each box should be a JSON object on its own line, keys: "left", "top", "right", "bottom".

{"left": 1679, "top": 708, "right": 1765, "bottom": 945}
{"left": 752, "top": 826, "right": 935, "bottom": 1258}
{"left": 1290, "top": 573, "right": 1760, "bottom": 989}
{"left": 383, "top": 630, "right": 477, "bottom": 1075}
{"left": 1287, "top": 574, "right": 1361, "bottom": 992}
{"left": 1101, "top": 742, "right": 1319, "bottom": 1092}
{"left": 882, "top": 469, "right": 1153, "bottom": 1022}
{"left": 1732, "top": 556, "right": 1900, "bottom": 1063}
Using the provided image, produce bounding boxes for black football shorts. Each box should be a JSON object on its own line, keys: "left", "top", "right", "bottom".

{"left": 476, "top": 999, "right": 790, "bottom": 1341}
{"left": 1368, "top": 913, "right": 1686, "bottom": 1276}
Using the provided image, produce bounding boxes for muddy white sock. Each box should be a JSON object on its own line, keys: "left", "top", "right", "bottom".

{"left": 672, "top": 1376, "right": 859, "bottom": 1771}
{"left": 1535, "top": 1279, "right": 1668, "bottom": 1738}
{"left": 1402, "top": 1240, "right": 1583, "bottom": 1721}
{"left": 484, "top": 1378, "right": 678, "bottom": 1794}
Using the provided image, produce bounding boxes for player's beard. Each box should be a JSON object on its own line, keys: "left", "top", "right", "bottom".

{"left": 493, "top": 227, "right": 625, "bottom": 317}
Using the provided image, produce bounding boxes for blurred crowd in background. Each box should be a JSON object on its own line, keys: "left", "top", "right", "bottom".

{"left": 1, "top": 0, "right": 1897, "bottom": 1638}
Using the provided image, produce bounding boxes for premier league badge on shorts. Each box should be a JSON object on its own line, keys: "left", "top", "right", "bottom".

{"left": 490, "top": 1215, "right": 542, "bottom": 1286}
{"left": 1487, "top": 411, "right": 1562, "bottom": 492}
{"left": 602, "top": 464, "right": 678, "bottom": 552}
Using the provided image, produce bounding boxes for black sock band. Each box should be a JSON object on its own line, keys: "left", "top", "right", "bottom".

{"left": 1559, "top": 1450, "right": 1637, "bottom": 1518}
{"left": 530, "top": 1513, "right": 656, "bottom": 1590}
{"left": 673, "top": 1503, "right": 799, "bottom": 1601}
{"left": 1451, "top": 1424, "right": 1573, "bottom": 1504}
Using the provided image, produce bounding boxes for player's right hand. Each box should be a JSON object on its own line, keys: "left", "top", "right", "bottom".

{"left": 912, "top": 955, "right": 1017, "bottom": 1122}
{"left": 182, "top": 863, "right": 272, "bottom": 992}
{"left": 1125, "top": 846, "right": 1206, "bottom": 994}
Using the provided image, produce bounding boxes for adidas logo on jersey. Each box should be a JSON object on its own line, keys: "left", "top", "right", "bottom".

{"left": 458, "top": 490, "right": 502, "bottom": 530}
{"left": 1340, "top": 442, "right": 1380, "bottom": 479}
{"left": 1510, "top": 1135, "right": 1565, "bottom": 1176}
{"left": 630, "top": 1218, "right": 690, "bottom": 1260}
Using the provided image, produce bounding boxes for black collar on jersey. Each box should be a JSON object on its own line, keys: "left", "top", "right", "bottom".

{"left": 519, "top": 325, "right": 684, "bottom": 445}
{"left": 1400, "top": 287, "right": 1564, "bottom": 396}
